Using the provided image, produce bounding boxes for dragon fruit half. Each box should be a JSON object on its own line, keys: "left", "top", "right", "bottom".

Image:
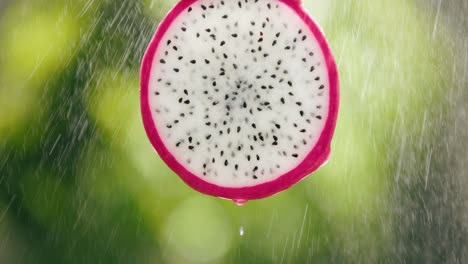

{"left": 141, "top": 0, "right": 339, "bottom": 202}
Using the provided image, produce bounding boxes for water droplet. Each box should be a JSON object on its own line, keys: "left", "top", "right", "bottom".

{"left": 239, "top": 226, "right": 244, "bottom": 236}
{"left": 233, "top": 199, "right": 248, "bottom": 206}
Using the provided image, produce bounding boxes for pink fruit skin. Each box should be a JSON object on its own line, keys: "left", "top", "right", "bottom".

{"left": 141, "top": 0, "right": 339, "bottom": 200}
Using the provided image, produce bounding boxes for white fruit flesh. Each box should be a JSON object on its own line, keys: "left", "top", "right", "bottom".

{"left": 148, "top": 0, "right": 329, "bottom": 187}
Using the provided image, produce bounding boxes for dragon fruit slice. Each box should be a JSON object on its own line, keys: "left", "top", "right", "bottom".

{"left": 141, "top": 0, "right": 339, "bottom": 201}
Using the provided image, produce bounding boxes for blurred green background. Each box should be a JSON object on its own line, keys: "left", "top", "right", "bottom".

{"left": 0, "top": 0, "right": 467, "bottom": 263}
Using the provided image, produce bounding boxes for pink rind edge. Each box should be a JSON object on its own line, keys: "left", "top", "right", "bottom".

{"left": 141, "top": 0, "right": 339, "bottom": 200}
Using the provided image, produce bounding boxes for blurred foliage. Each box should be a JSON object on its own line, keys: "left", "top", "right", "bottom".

{"left": 0, "top": 0, "right": 467, "bottom": 263}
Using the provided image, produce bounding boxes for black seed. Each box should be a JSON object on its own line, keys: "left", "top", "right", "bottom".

{"left": 205, "top": 59, "right": 210, "bottom": 64}
{"left": 235, "top": 164, "right": 238, "bottom": 170}
{"left": 154, "top": 91, "right": 160, "bottom": 96}
{"left": 178, "top": 56, "right": 183, "bottom": 60}
{"left": 201, "top": 5, "right": 207, "bottom": 10}
{"left": 209, "top": 4, "right": 214, "bottom": 8}
{"left": 253, "top": 166, "right": 258, "bottom": 172}
{"left": 188, "top": 7, "right": 192, "bottom": 12}
{"left": 181, "top": 27, "right": 186, "bottom": 31}
{"left": 160, "top": 59, "right": 166, "bottom": 63}
{"left": 191, "top": 60, "right": 196, "bottom": 64}
{"left": 319, "top": 85, "right": 325, "bottom": 90}
{"left": 233, "top": 64, "right": 238, "bottom": 69}
{"left": 315, "top": 77, "right": 320, "bottom": 81}
{"left": 188, "top": 146, "right": 194, "bottom": 150}
{"left": 174, "top": 68, "right": 180, "bottom": 72}
{"left": 184, "top": 89, "right": 188, "bottom": 95}
{"left": 258, "top": 38, "right": 263, "bottom": 42}
{"left": 296, "top": 102, "right": 302, "bottom": 106}
{"left": 280, "top": 98, "right": 285, "bottom": 104}
{"left": 316, "top": 115, "right": 322, "bottom": 120}
{"left": 285, "top": 46, "right": 291, "bottom": 50}
{"left": 277, "top": 59, "right": 282, "bottom": 65}
{"left": 188, "top": 137, "right": 193, "bottom": 143}
{"left": 300, "top": 111, "right": 304, "bottom": 116}
{"left": 272, "top": 142, "right": 278, "bottom": 146}
{"left": 253, "top": 175, "right": 258, "bottom": 179}
{"left": 271, "top": 74, "right": 276, "bottom": 78}
{"left": 300, "top": 129, "right": 306, "bottom": 133}
{"left": 202, "top": 75, "right": 208, "bottom": 79}
{"left": 302, "top": 35, "right": 307, "bottom": 41}
{"left": 178, "top": 98, "right": 183, "bottom": 103}
{"left": 167, "top": 40, "right": 172, "bottom": 45}
{"left": 275, "top": 124, "right": 281, "bottom": 129}
{"left": 225, "top": 160, "right": 228, "bottom": 166}
{"left": 212, "top": 81, "right": 217, "bottom": 86}
{"left": 176, "top": 142, "right": 181, "bottom": 147}
{"left": 220, "top": 150, "right": 224, "bottom": 156}
{"left": 203, "top": 163, "right": 207, "bottom": 169}
{"left": 252, "top": 123, "right": 256, "bottom": 129}
{"left": 231, "top": 33, "right": 238, "bottom": 38}
{"left": 276, "top": 32, "right": 281, "bottom": 37}
{"left": 223, "top": 53, "right": 228, "bottom": 59}
{"left": 247, "top": 155, "right": 251, "bottom": 161}
{"left": 238, "top": 1, "right": 242, "bottom": 8}
{"left": 288, "top": 81, "right": 293, "bottom": 87}
{"left": 292, "top": 154, "right": 299, "bottom": 158}
{"left": 167, "top": 125, "right": 172, "bottom": 128}
{"left": 206, "top": 134, "right": 212, "bottom": 139}
{"left": 222, "top": 14, "right": 228, "bottom": 19}
{"left": 184, "top": 100, "right": 190, "bottom": 104}
{"left": 196, "top": 33, "right": 200, "bottom": 38}
{"left": 173, "top": 46, "right": 178, "bottom": 51}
